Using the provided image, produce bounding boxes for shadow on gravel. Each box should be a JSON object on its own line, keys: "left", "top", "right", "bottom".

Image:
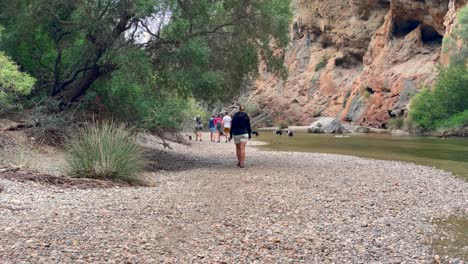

{"left": 0, "top": 170, "right": 136, "bottom": 189}
{"left": 144, "top": 148, "right": 227, "bottom": 172}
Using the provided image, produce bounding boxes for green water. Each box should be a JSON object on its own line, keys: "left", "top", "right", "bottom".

{"left": 256, "top": 132, "right": 468, "bottom": 260}
{"left": 256, "top": 133, "right": 468, "bottom": 181}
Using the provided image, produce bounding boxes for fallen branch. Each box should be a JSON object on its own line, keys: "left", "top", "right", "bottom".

{"left": 2, "top": 122, "right": 38, "bottom": 132}
{"left": 0, "top": 166, "right": 21, "bottom": 173}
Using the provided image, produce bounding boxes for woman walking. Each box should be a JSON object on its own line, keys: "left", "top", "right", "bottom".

{"left": 214, "top": 114, "right": 223, "bottom": 143}
{"left": 194, "top": 116, "right": 203, "bottom": 141}
{"left": 222, "top": 112, "right": 232, "bottom": 142}
{"left": 230, "top": 106, "right": 252, "bottom": 168}
{"left": 208, "top": 115, "right": 216, "bottom": 142}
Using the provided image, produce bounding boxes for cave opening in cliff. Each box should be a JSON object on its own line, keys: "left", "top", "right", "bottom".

{"left": 393, "top": 18, "right": 421, "bottom": 37}
{"left": 421, "top": 25, "right": 443, "bottom": 46}
{"left": 335, "top": 52, "right": 363, "bottom": 68}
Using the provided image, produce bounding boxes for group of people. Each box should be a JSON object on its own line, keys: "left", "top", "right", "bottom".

{"left": 193, "top": 106, "right": 252, "bottom": 168}
{"left": 208, "top": 112, "right": 232, "bottom": 143}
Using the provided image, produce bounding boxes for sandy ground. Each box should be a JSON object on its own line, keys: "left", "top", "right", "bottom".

{"left": 0, "top": 133, "right": 467, "bottom": 263}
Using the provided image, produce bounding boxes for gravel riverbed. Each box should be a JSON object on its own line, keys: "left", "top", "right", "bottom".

{"left": 1, "top": 137, "right": 467, "bottom": 263}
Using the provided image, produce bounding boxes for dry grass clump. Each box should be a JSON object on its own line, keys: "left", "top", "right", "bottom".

{"left": 66, "top": 121, "right": 147, "bottom": 182}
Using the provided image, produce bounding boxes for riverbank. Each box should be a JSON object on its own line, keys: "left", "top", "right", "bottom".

{"left": 0, "top": 133, "right": 467, "bottom": 262}
{"left": 255, "top": 132, "right": 468, "bottom": 182}
{"left": 258, "top": 125, "right": 468, "bottom": 137}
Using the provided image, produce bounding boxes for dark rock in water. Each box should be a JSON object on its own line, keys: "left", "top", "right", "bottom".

{"left": 252, "top": 131, "right": 260, "bottom": 137}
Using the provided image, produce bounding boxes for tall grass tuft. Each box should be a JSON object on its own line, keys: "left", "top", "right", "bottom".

{"left": 66, "top": 121, "right": 146, "bottom": 182}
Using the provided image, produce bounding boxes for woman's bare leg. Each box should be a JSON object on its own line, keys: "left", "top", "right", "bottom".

{"left": 235, "top": 144, "right": 241, "bottom": 164}
{"left": 239, "top": 142, "right": 246, "bottom": 167}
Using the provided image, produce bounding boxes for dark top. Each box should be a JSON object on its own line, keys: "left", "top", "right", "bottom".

{"left": 208, "top": 118, "right": 215, "bottom": 129}
{"left": 195, "top": 117, "right": 202, "bottom": 128}
{"left": 230, "top": 111, "right": 252, "bottom": 138}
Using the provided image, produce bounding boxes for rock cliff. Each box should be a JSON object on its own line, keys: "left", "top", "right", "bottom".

{"left": 248, "top": 0, "right": 467, "bottom": 128}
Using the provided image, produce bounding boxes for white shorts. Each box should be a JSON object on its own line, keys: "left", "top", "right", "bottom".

{"left": 233, "top": 134, "right": 249, "bottom": 144}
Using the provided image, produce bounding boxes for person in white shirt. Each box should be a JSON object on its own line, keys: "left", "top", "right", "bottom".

{"left": 222, "top": 112, "right": 232, "bottom": 142}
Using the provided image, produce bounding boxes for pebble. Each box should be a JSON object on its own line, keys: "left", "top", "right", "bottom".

{"left": 0, "top": 137, "right": 467, "bottom": 263}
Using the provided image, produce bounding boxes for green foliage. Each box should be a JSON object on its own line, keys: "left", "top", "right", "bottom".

{"left": 0, "top": 0, "right": 292, "bottom": 133}
{"left": 314, "top": 58, "right": 327, "bottom": 72}
{"left": 66, "top": 121, "right": 146, "bottom": 182}
{"left": 386, "top": 118, "right": 404, "bottom": 130}
{"left": 0, "top": 0, "right": 292, "bottom": 102}
{"left": 437, "top": 109, "right": 468, "bottom": 129}
{"left": 362, "top": 89, "right": 371, "bottom": 100}
{"left": 0, "top": 50, "right": 35, "bottom": 113}
{"left": 84, "top": 47, "right": 207, "bottom": 132}
{"left": 409, "top": 63, "right": 468, "bottom": 130}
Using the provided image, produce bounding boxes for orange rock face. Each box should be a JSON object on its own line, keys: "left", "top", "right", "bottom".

{"left": 249, "top": 0, "right": 467, "bottom": 128}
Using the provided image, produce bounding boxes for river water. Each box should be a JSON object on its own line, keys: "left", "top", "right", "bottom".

{"left": 256, "top": 132, "right": 468, "bottom": 260}
{"left": 256, "top": 132, "right": 468, "bottom": 181}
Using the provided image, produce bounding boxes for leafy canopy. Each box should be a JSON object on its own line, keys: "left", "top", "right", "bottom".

{"left": 0, "top": 0, "right": 292, "bottom": 130}
{"left": 0, "top": 0, "right": 292, "bottom": 102}
{"left": 0, "top": 26, "right": 36, "bottom": 111}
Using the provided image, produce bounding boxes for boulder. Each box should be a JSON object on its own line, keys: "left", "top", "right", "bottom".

{"left": 355, "top": 126, "right": 372, "bottom": 133}
{"left": 391, "top": 129, "right": 410, "bottom": 136}
{"left": 307, "top": 126, "right": 325, "bottom": 133}
{"left": 309, "top": 117, "right": 345, "bottom": 133}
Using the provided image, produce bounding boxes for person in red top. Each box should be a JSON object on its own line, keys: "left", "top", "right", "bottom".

{"left": 214, "top": 114, "right": 223, "bottom": 143}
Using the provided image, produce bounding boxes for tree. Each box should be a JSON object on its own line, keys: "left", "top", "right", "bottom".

{"left": 0, "top": 26, "right": 36, "bottom": 112}
{"left": 0, "top": 0, "right": 292, "bottom": 105}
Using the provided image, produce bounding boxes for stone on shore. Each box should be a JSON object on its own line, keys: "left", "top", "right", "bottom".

{"left": 309, "top": 117, "right": 345, "bottom": 133}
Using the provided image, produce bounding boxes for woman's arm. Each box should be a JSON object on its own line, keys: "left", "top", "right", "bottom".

{"left": 246, "top": 115, "right": 252, "bottom": 139}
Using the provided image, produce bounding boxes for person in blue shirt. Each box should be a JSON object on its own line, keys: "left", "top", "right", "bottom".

{"left": 208, "top": 115, "right": 216, "bottom": 142}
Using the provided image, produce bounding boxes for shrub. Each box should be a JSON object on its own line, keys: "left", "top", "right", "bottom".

{"left": 66, "top": 121, "right": 147, "bottom": 182}
{"left": 409, "top": 63, "right": 468, "bottom": 130}
{"left": 276, "top": 120, "right": 289, "bottom": 130}
{"left": 386, "top": 118, "right": 404, "bottom": 130}
{"left": 314, "top": 58, "right": 327, "bottom": 72}
{"left": 362, "top": 89, "right": 371, "bottom": 100}
{"left": 437, "top": 110, "right": 468, "bottom": 129}
{"left": 237, "top": 98, "right": 260, "bottom": 115}
{"left": 0, "top": 51, "right": 35, "bottom": 114}
{"left": 27, "top": 98, "right": 75, "bottom": 146}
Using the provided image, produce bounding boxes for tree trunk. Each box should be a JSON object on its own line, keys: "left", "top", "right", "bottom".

{"left": 53, "top": 9, "right": 135, "bottom": 103}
